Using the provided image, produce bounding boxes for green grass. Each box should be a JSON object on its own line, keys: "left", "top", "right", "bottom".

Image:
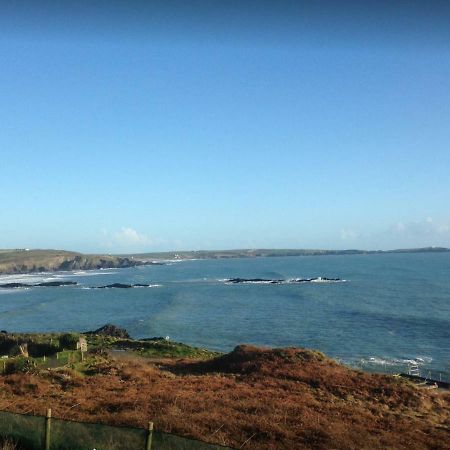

{"left": 86, "top": 334, "right": 220, "bottom": 359}
{"left": 0, "top": 332, "right": 219, "bottom": 376}
{"left": 135, "top": 340, "right": 220, "bottom": 359}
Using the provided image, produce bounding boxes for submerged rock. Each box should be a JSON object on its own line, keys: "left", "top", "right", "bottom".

{"left": 0, "top": 281, "right": 77, "bottom": 289}
{"left": 93, "top": 283, "right": 151, "bottom": 289}
{"left": 96, "top": 283, "right": 134, "bottom": 289}
{"left": 35, "top": 281, "right": 77, "bottom": 287}
{"left": 226, "top": 278, "right": 283, "bottom": 284}
{"left": 225, "top": 277, "right": 342, "bottom": 284}
{"left": 0, "top": 283, "right": 29, "bottom": 289}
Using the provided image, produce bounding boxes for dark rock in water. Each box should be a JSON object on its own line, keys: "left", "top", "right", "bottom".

{"left": 0, "top": 283, "right": 29, "bottom": 289}
{"left": 93, "top": 283, "right": 151, "bottom": 289}
{"left": 86, "top": 324, "right": 130, "bottom": 339}
{"left": 35, "top": 281, "right": 77, "bottom": 287}
{"left": 226, "top": 278, "right": 283, "bottom": 284}
{"left": 225, "top": 277, "right": 342, "bottom": 284}
{"left": 96, "top": 283, "right": 133, "bottom": 289}
{"left": 288, "top": 278, "right": 311, "bottom": 283}
{"left": 0, "top": 281, "right": 77, "bottom": 288}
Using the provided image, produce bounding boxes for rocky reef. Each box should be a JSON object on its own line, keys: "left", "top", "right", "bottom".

{"left": 225, "top": 277, "right": 343, "bottom": 284}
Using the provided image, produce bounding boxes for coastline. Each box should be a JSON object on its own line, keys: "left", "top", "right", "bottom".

{"left": 0, "top": 250, "right": 150, "bottom": 276}
{"left": 1, "top": 246, "right": 449, "bottom": 276}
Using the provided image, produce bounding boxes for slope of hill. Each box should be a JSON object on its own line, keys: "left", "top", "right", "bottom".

{"left": 129, "top": 246, "right": 450, "bottom": 261}
{"left": 0, "top": 249, "right": 144, "bottom": 275}
{"left": 0, "top": 335, "right": 448, "bottom": 450}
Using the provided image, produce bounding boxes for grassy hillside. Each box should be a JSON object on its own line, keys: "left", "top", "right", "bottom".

{"left": 0, "top": 249, "right": 143, "bottom": 275}
{"left": 0, "top": 331, "right": 448, "bottom": 449}
{"left": 128, "top": 246, "right": 450, "bottom": 261}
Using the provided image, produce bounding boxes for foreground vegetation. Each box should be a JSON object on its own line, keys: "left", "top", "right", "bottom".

{"left": 0, "top": 328, "right": 448, "bottom": 449}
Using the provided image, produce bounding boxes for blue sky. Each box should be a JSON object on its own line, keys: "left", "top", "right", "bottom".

{"left": 1, "top": 2, "right": 450, "bottom": 253}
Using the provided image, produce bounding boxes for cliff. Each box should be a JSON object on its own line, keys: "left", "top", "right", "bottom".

{"left": 0, "top": 249, "right": 145, "bottom": 275}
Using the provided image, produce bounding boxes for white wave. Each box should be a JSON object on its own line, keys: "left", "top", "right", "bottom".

{"left": 66, "top": 271, "right": 118, "bottom": 277}
{"left": 364, "top": 356, "right": 433, "bottom": 366}
{"left": 415, "top": 356, "right": 433, "bottom": 364}
{"left": 0, "top": 274, "right": 52, "bottom": 284}
{"left": 135, "top": 284, "right": 162, "bottom": 288}
{"left": 308, "top": 277, "right": 346, "bottom": 283}
{"left": 0, "top": 287, "right": 31, "bottom": 294}
{"left": 222, "top": 277, "right": 346, "bottom": 285}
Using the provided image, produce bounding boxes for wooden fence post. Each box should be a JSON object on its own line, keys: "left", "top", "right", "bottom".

{"left": 44, "top": 408, "right": 51, "bottom": 450}
{"left": 145, "top": 421, "right": 153, "bottom": 450}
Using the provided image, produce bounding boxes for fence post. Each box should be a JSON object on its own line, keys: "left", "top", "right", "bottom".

{"left": 44, "top": 408, "right": 51, "bottom": 450}
{"left": 145, "top": 421, "right": 153, "bottom": 450}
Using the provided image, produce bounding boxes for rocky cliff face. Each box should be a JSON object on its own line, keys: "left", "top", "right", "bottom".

{"left": 57, "top": 255, "right": 143, "bottom": 271}
{"left": 0, "top": 250, "right": 145, "bottom": 275}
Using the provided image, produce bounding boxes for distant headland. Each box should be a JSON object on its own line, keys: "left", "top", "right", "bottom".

{"left": 0, "top": 247, "right": 449, "bottom": 275}
{"left": 0, "top": 249, "right": 147, "bottom": 275}
{"left": 128, "top": 246, "right": 450, "bottom": 261}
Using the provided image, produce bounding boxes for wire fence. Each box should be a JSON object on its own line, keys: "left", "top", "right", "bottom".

{"left": 0, "top": 410, "right": 233, "bottom": 450}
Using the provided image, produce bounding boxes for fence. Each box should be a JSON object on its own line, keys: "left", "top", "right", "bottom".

{"left": 0, "top": 410, "right": 232, "bottom": 450}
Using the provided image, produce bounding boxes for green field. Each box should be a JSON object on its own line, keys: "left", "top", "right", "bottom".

{"left": 126, "top": 246, "right": 450, "bottom": 261}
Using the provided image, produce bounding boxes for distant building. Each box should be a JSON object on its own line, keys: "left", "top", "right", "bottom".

{"left": 76, "top": 337, "right": 88, "bottom": 352}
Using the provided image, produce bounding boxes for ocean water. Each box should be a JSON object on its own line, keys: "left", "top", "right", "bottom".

{"left": 0, "top": 253, "right": 449, "bottom": 380}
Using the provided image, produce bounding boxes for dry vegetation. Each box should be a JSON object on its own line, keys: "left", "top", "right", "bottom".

{"left": 0, "top": 345, "right": 448, "bottom": 449}
{"left": 0, "top": 438, "right": 19, "bottom": 450}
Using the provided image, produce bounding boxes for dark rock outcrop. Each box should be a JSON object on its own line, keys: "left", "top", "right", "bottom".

{"left": 95, "top": 283, "right": 134, "bottom": 289}
{"left": 226, "top": 278, "right": 283, "bottom": 284}
{"left": 92, "top": 283, "right": 150, "bottom": 289}
{"left": 0, "top": 281, "right": 77, "bottom": 289}
{"left": 225, "top": 277, "right": 342, "bottom": 285}
{"left": 86, "top": 324, "right": 130, "bottom": 339}
{"left": 35, "top": 281, "right": 77, "bottom": 287}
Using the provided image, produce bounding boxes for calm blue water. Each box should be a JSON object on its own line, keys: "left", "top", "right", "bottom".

{"left": 0, "top": 253, "right": 449, "bottom": 380}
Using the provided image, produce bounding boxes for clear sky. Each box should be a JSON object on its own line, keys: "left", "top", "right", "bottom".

{"left": 1, "top": 1, "right": 450, "bottom": 253}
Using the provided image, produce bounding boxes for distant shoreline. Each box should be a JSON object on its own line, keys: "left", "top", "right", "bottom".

{"left": 126, "top": 246, "right": 450, "bottom": 261}
{"left": 1, "top": 246, "right": 448, "bottom": 275}
{"left": 0, "top": 250, "right": 148, "bottom": 276}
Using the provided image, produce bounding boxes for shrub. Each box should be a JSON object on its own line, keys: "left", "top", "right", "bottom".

{"left": 59, "top": 333, "right": 79, "bottom": 350}
{"left": 4, "top": 357, "right": 37, "bottom": 375}
{"left": 27, "top": 342, "right": 59, "bottom": 357}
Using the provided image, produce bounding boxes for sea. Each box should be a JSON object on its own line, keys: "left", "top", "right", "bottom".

{"left": 0, "top": 253, "right": 449, "bottom": 381}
